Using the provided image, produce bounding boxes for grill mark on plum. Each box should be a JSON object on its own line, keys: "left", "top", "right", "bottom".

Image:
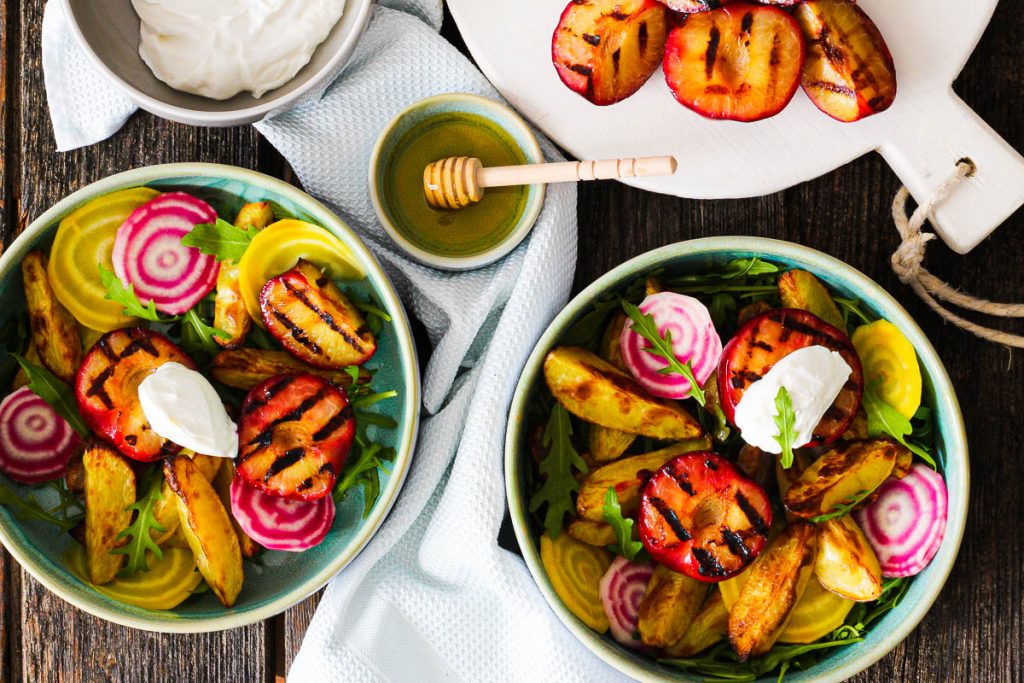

{"left": 731, "top": 370, "right": 762, "bottom": 388}
{"left": 809, "top": 80, "right": 856, "bottom": 97}
{"left": 158, "top": 441, "right": 178, "bottom": 457}
{"left": 270, "top": 388, "right": 330, "bottom": 427}
{"left": 823, "top": 405, "right": 847, "bottom": 422}
{"left": 609, "top": 9, "right": 628, "bottom": 20}
{"left": 264, "top": 447, "right": 306, "bottom": 482}
{"left": 244, "top": 376, "right": 296, "bottom": 414}
{"left": 705, "top": 458, "right": 718, "bottom": 471}
{"left": 771, "top": 312, "right": 832, "bottom": 340}
{"left": 285, "top": 281, "right": 366, "bottom": 353}
{"left": 843, "top": 378, "right": 860, "bottom": 391}
{"left": 272, "top": 310, "right": 323, "bottom": 355}
{"left": 705, "top": 27, "right": 720, "bottom": 79}
{"left": 298, "top": 477, "right": 314, "bottom": 491}
{"left": 751, "top": 339, "right": 773, "bottom": 352}
{"left": 96, "top": 337, "right": 118, "bottom": 361}
{"left": 86, "top": 367, "right": 115, "bottom": 409}
{"left": 313, "top": 405, "right": 354, "bottom": 441}
{"left": 651, "top": 497, "right": 690, "bottom": 541}
{"left": 612, "top": 48, "right": 621, "bottom": 73}
{"left": 722, "top": 527, "right": 751, "bottom": 562}
{"left": 318, "top": 462, "right": 335, "bottom": 476}
{"left": 638, "top": 22, "right": 648, "bottom": 53}
{"left": 741, "top": 11, "right": 753, "bottom": 34}
{"left": 124, "top": 434, "right": 137, "bottom": 446}
{"left": 735, "top": 491, "right": 768, "bottom": 536}
{"left": 670, "top": 472, "right": 695, "bottom": 496}
{"left": 119, "top": 337, "right": 158, "bottom": 360}
{"left": 567, "top": 63, "right": 594, "bottom": 77}
{"left": 582, "top": 33, "right": 600, "bottom": 46}
{"left": 692, "top": 547, "right": 727, "bottom": 577}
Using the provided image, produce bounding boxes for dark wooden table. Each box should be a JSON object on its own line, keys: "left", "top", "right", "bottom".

{"left": 2, "top": 2, "right": 1022, "bottom": 681}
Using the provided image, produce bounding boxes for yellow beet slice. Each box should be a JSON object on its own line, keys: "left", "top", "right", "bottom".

{"left": 540, "top": 533, "right": 613, "bottom": 633}
{"left": 852, "top": 320, "right": 922, "bottom": 419}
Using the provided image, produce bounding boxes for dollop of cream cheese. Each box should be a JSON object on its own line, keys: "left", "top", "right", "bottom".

{"left": 734, "top": 346, "right": 852, "bottom": 454}
{"left": 138, "top": 362, "right": 238, "bottom": 458}
{"left": 131, "top": 0, "right": 346, "bottom": 100}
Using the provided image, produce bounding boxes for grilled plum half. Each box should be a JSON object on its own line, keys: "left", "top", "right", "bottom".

{"left": 75, "top": 327, "right": 195, "bottom": 462}
{"left": 664, "top": 4, "right": 804, "bottom": 121}
{"left": 638, "top": 452, "right": 772, "bottom": 582}
{"left": 552, "top": 0, "right": 669, "bottom": 106}
{"left": 236, "top": 374, "right": 355, "bottom": 501}
{"left": 794, "top": 0, "right": 896, "bottom": 122}
{"left": 260, "top": 259, "right": 376, "bottom": 370}
{"left": 717, "top": 309, "right": 863, "bottom": 446}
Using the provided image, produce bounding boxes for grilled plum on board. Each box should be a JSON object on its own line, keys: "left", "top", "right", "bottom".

{"left": 260, "top": 259, "right": 376, "bottom": 370}
{"left": 794, "top": 0, "right": 897, "bottom": 122}
{"left": 236, "top": 374, "right": 355, "bottom": 501}
{"left": 552, "top": 0, "right": 670, "bottom": 105}
{"left": 717, "top": 308, "right": 863, "bottom": 447}
{"left": 75, "top": 328, "right": 195, "bottom": 462}
{"left": 663, "top": 4, "right": 804, "bottom": 121}
{"left": 638, "top": 452, "right": 772, "bottom": 582}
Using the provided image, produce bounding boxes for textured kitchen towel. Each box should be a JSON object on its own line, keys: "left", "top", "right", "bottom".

{"left": 43, "top": 1, "right": 622, "bottom": 681}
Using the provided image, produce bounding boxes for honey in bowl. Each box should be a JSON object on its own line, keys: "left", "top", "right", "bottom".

{"left": 379, "top": 111, "right": 530, "bottom": 258}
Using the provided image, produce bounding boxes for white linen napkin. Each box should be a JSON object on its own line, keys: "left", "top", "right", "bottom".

{"left": 42, "top": 2, "right": 623, "bottom": 680}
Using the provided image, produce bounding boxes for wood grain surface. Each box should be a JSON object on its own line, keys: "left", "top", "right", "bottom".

{"left": 2, "top": 2, "right": 1022, "bottom": 681}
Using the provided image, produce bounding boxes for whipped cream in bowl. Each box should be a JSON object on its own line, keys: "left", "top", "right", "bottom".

{"left": 131, "top": 0, "right": 346, "bottom": 100}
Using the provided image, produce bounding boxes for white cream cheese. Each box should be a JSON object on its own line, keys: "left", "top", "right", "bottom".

{"left": 733, "top": 346, "right": 852, "bottom": 454}
{"left": 138, "top": 362, "right": 238, "bottom": 458}
{"left": 131, "top": 0, "right": 346, "bottom": 100}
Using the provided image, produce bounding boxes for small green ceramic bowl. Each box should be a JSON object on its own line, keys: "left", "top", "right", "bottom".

{"left": 368, "top": 93, "right": 546, "bottom": 271}
{"left": 505, "top": 238, "right": 968, "bottom": 682}
{"left": 0, "top": 163, "right": 420, "bottom": 632}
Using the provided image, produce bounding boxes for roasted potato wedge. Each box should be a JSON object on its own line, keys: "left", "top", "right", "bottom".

{"left": 664, "top": 590, "right": 729, "bottom": 657}
{"left": 83, "top": 443, "right": 135, "bottom": 584}
{"left": 576, "top": 439, "right": 711, "bottom": 522}
{"left": 784, "top": 439, "right": 902, "bottom": 519}
{"left": 566, "top": 518, "right": 617, "bottom": 547}
{"left": 22, "top": 251, "right": 82, "bottom": 383}
{"left": 728, "top": 521, "right": 817, "bottom": 660}
{"left": 778, "top": 270, "right": 846, "bottom": 332}
{"left": 736, "top": 445, "right": 774, "bottom": 491}
{"left": 165, "top": 456, "right": 244, "bottom": 607}
{"left": 544, "top": 346, "right": 704, "bottom": 440}
{"left": 638, "top": 565, "right": 708, "bottom": 647}
{"left": 214, "top": 202, "right": 275, "bottom": 349}
{"left": 589, "top": 313, "right": 638, "bottom": 461}
{"left": 209, "top": 348, "right": 367, "bottom": 391}
{"left": 815, "top": 515, "right": 883, "bottom": 602}
{"left": 893, "top": 446, "right": 913, "bottom": 480}
{"left": 737, "top": 300, "right": 773, "bottom": 327}
{"left": 213, "top": 461, "right": 260, "bottom": 557}
{"left": 152, "top": 453, "right": 223, "bottom": 545}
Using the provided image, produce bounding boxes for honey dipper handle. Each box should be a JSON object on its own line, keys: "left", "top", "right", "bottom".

{"left": 477, "top": 156, "right": 677, "bottom": 189}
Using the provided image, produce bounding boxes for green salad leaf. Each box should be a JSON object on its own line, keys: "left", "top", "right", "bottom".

{"left": 180, "top": 308, "right": 229, "bottom": 358}
{"left": 862, "top": 382, "right": 937, "bottom": 468}
{"left": 333, "top": 439, "right": 396, "bottom": 518}
{"left": 99, "top": 264, "right": 174, "bottom": 322}
{"left": 808, "top": 489, "right": 871, "bottom": 523}
{"left": 773, "top": 386, "right": 797, "bottom": 469}
{"left": 181, "top": 218, "right": 259, "bottom": 262}
{"left": 352, "top": 390, "right": 398, "bottom": 410}
{"left": 529, "top": 403, "right": 588, "bottom": 538}
{"left": 10, "top": 353, "right": 90, "bottom": 437}
{"left": 620, "top": 299, "right": 706, "bottom": 406}
{"left": 602, "top": 487, "right": 643, "bottom": 561}
{"left": 110, "top": 468, "right": 167, "bottom": 575}
{"left": 0, "top": 480, "right": 83, "bottom": 531}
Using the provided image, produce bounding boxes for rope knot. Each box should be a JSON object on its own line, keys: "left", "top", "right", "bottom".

{"left": 890, "top": 230, "right": 933, "bottom": 284}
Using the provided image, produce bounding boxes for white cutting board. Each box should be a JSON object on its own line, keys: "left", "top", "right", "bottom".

{"left": 448, "top": 0, "right": 1024, "bottom": 254}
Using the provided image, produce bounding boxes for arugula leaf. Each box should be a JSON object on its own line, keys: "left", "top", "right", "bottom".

{"left": 352, "top": 390, "right": 398, "bottom": 410}
{"left": 620, "top": 299, "right": 706, "bottom": 406}
{"left": 110, "top": 468, "right": 167, "bottom": 575}
{"left": 10, "top": 353, "right": 90, "bottom": 437}
{"left": 180, "top": 308, "right": 229, "bottom": 358}
{"left": 834, "top": 297, "right": 873, "bottom": 327}
{"left": 0, "top": 481, "right": 83, "bottom": 531}
{"left": 659, "top": 638, "right": 863, "bottom": 682}
{"left": 180, "top": 218, "right": 259, "bottom": 262}
{"left": 99, "top": 264, "right": 174, "bottom": 322}
{"left": 560, "top": 297, "right": 620, "bottom": 347}
{"left": 529, "top": 403, "right": 588, "bottom": 538}
{"left": 332, "top": 441, "right": 396, "bottom": 517}
{"left": 862, "top": 382, "right": 937, "bottom": 468}
{"left": 808, "top": 489, "right": 871, "bottom": 523}
{"left": 773, "top": 386, "right": 798, "bottom": 469}
{"left": 602, "top": 487, "right": 643, "bottom": 560}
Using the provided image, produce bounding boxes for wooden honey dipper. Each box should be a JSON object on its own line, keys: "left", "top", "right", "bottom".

{"left": 423, "top": 155, "right": 678, "bottom": 209}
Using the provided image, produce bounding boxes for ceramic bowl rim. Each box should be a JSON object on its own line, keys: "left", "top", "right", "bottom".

{"left": 504, "top": 237, "right": 968, "bottom": 682}
{"left": 367, "top": 92, "right": 547, "bottom": 271}
{"left": 56, "top": 0, "right": 374, "bottom": 127}
{"left": 0, "top": 162, "right": 421, "bottom": 633}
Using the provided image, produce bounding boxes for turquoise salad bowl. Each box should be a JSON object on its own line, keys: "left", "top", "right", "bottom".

{"left": 0, "top": 163, "right": 420, "bottom": 632}
{"left": 505, "top": 238, "right": 968, "bottom": 682}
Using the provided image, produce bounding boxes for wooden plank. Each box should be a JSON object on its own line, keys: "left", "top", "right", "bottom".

{"left": 6, "top": 0, "right": 281, "bottom": 680}
{"left": 1, "top": 0, "right": 15, "bottom": 680}
{"left": 279, "top": 592, "right": 321, "bottom": 677}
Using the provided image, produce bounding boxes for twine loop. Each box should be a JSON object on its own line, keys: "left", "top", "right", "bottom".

{"left": 890, "top": 159, "right": 1024, "bottom": 349}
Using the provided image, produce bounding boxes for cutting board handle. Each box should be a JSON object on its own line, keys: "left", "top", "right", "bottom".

{"left": 878, "top": 88, "right": 1024, "bottom": 254}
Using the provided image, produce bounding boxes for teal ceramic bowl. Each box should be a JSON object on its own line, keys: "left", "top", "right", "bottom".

{"left": 505, "top": 238, "right": 968, "bottom": 682}
{"left": 0, "top": 163, "right": 420, "bottom": 632}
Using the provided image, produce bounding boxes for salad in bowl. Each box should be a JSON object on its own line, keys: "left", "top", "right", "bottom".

{"left": 506, "top": 240, "right": 966, "bottom": 681}
{"left": 0, "top": 165, "right": 418, "bottom": 630}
